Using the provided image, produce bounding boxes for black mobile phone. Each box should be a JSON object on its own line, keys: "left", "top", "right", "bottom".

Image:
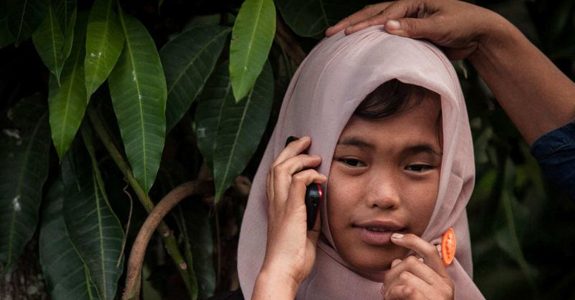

{"left": 285, "top": 136, "right": 323, "bottom": 230}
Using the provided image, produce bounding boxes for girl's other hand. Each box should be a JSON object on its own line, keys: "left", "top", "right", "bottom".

{"left": 382, "top": 233, "right": 454, "bottom": 300}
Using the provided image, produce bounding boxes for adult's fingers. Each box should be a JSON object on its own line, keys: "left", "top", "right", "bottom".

{"left": 325, "top": 3, "right": 391, "bottom": 36}
{"left": 376, "top": 0, "right": 437, "bottom": 20}
{"left": 381, "top": 17, "right": 438, "bottom": 40}
{"left": 343, "top": 0, "right": 432, "bottom": 35}
{"left": 390, "top": 233, "right": 448, "bottom": 277}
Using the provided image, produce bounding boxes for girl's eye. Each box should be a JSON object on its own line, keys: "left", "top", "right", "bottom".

{"left": 339, "top": 158, "right": 365, "bottom": 167}
{"left": 405, "top": 164, "right": 433, "bottom": 172}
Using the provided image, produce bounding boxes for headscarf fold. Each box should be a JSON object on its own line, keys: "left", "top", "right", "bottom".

{"left": 238, "top": 26, "right": 484, "bottom": 300}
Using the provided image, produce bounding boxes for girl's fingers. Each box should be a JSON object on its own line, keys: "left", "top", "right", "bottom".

{"left": 383, "top": 256, "right": 454, "bottom": 300}
{"left": 273, "top": 136, "right": 311, "bottom": 167}
{"left": 384, "top": 234, "right": 455, "bottom": 300}
{"left": 385, "top": 283, "right": 426, "bottom": 300}
{"left": 285, "top": 168, "right": 326, "bottom": 211}
{"left": 266, "top": 136, "right": 325, "bottom": 225}
{"left": 390, "top": 233, "right": 448, "bottom": 277}
{"left": 270, "top": 154, "right": 322, "bottom": 207}
{"left": 384, "top": 270, "right": 429, "bottom": 299}
{"left": 267, "top": 135, "right": 320, "bottom": 207}
{"left": 384, "top": 255, "right": 442, "bottom": 287}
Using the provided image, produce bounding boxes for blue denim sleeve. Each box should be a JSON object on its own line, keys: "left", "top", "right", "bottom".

{"left": 530, "top": 122, "right": 575, "bottom": 200}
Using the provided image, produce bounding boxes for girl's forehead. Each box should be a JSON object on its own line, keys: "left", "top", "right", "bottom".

{"left": 341, "top": 96, "right": 442, "bottom": 133}
{"left": 335, "top": 101, "right": 443, "bottom": 154}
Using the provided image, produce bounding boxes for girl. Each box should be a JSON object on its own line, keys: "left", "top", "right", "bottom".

{"left": 237, "top": 26, "right": 484, "bottom": 299}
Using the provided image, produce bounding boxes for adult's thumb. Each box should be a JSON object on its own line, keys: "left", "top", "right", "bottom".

{"left": 384, "top": 18, "right": 433, "bottom": 40}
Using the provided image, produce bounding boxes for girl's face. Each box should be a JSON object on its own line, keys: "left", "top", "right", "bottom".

{"left": 327, "top": 96, "right": 442, "bottom": 282}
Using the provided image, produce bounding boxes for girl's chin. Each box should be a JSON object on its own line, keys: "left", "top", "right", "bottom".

{"left": 354, "top": 267, "right": 388, "bottom": 282}
{"left": 346, "top": 259, "right": 393, "bottom": 282}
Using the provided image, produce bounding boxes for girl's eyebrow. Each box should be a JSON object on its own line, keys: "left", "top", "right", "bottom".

{"left": 403, "top": 144, "right": 443, "bottom": 158}
{"left": 336, "top": 137, "right": 374, "bottom": 150}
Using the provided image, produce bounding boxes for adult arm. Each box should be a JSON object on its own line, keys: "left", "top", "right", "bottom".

{"left": 326, "top": 0, "right": 575, "bottom": 145}
{"left": 467, "top": 10, "right": 575, "bottom": 145}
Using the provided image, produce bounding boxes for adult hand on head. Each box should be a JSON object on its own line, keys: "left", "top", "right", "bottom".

{"left": 325, "top": 0, "right": 504, "bottom": 60}
{"left": 253, "top": 136, "right": 327, "bottom": 300}
{"left": 327, "top": 1, "right": 575, "bottom": 152}
{"left": 382, "top": 233, "right": 454, "bottom": 300}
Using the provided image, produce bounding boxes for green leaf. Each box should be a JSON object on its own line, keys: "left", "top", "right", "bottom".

{"left": 196, "top": 62, "right": 274, "bottom": 201}
{"left": 60, "top": 0, "right": 77, "bottom": 65}
{"left": 195, "top": 64, "right": 234, "bottom": 169}
{"left": 33, "top": 0, "right": 65, "bottom": 83}
{"left": 0, "top": 96, "right": 50, "bottom": 273}
{"left": 6, "top": 0, "right": 47, "bottom": 45}
{"left": 40, "top": 178, "right": 100, "bottom": 300}
{"left": 160, "top": 25, "right": 230, "bottom": 130}
{"left": 174, "top": 208, "right": 199, "bottom": 300}
{"left": 182, "top": 14, "right": 223, "bottom": 31}
{"left": 48, "top": 15, "right": 88, "bottom": 158}
{"left": 276, "top": 0, "right": 365, "bottom": 37}
{"left": 32, "top": 0, "right": 77, "bottom": 83}
{"left": 109, "top": 13, "right": 167, "bottom": 193}
{"left": 184, "top": 204, "right": 215, "bottom": 298}
{"left": 142, "top": 264, "right": 163, "bottom": 300}
{"left": 0, "top": 2, "right": 16, "bottom": 48}
{"left": 544, "top": 0, "right": 573, "bottom": 41}
{"left": 229, "top": 0, "right": 275, "bottom": 101}
{"left": 62, "top": 137, "right": 124, "bottom": 300}
{"left": 85, "top": 0, "right": 125, "bottom": 97}
{"left": 495, "top": 159, "right": 537, "bottom": 283}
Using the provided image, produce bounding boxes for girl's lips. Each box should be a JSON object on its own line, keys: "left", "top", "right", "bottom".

{"left": 358, "top": 227, "right": 400, "bottom": 246}
{"left": 353, "top": 220, "right": 405, "bottom": 246}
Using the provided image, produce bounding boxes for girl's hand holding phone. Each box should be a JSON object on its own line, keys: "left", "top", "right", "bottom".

{"left": 252, "top": 136, "right": 326, "bottom": 300}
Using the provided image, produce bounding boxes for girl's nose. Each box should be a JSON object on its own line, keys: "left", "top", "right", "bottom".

{"left": 365, "top": 173, "right": 400, "bottom": 210}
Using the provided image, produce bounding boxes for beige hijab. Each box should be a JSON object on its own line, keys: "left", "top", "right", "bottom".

{"left": 237, "top": 26, "right": 484, "bottom": 299}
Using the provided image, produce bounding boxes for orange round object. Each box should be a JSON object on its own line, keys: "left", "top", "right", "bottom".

{"left": 441, "top": 228, "right": 456, "bottom": 266}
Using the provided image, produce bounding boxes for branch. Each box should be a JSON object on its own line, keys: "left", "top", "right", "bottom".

{"left": 87, "top": 108, "right": 195, "bottom": 298}
{"left": 123, "top": 181, "right": 205, "bottom": 300}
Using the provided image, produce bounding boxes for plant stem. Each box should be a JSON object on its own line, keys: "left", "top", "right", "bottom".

{"left": 123, "top": 181, "right": 202, "bottom": 300}
{"left": 87, "top": 108, "right": 194, "bottom": 299}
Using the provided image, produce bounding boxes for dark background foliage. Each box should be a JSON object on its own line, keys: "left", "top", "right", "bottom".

{"left": 1, "top": 0, "right": 574, "bottom": 299}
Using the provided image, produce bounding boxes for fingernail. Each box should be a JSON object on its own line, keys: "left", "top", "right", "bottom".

{"left": 391, "top": 233, "right": 404, "bottom": 239}
{"left": 386, "top": 20, "right": 400, "bottom": 30}
{"left": 391, "top": 259, "right": 402, "bottom": 267}
{"left": 285, "top": 136, "right": 299, "bottom": 146}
